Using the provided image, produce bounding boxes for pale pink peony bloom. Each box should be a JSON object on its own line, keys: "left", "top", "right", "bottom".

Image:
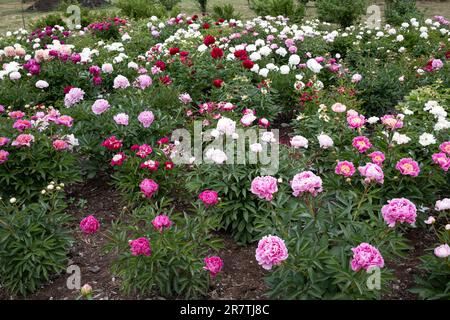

{"left": 113, "top": 75, "right": 130, "bottom": 89}
{"left": 352, "top": 136, "right": 372, "bottom": 153}
{"left": 255, "top": 235, "right": 288, "bottom": 270}
{"left": 351, "top": 243, "right": 384, "bottom": 272}
{"left": 64, "top": 87, "right": 85, "bottom": 107}
{"left": 395, "top": 158, "right": 420, "bottom": 177}
{"left": 91, "top": 99, "right": 110, "bottom": 115}
{"left": 12, "top": 134, "right": 34, "bottom": 147}
{"left": 138, "top": 110, "right": 155, "bottom": 128}
{"left": 129, "top": 237, "right": 151, "bottom": 256}
{"left": 351, "top": 73, "right": 362, "bottom": 83}
{"left": 152, "top": 214, "right": 172, "bottom": 232}
{"left": 317, "top": 133, "right": 333, "bottom": 149}
{"left": 199, "top": 190, "right": 219, "bottom": 207}
{"left": 368, "top": 151, "right": 385, "bottom": 166}
{"left": 331, "top": 102, "right": 346, "bottom": 113}
{"left": 291, "top": 171, "right": 323, "bottom": 197}
{"left": 434, "top": 244, "right": 450, "bottom": 258}
{"left": 381, "top": 115, "right": 403, "bottom": 130}
{"left": 381, "top": 198, "right": 417, "bottom": 228}
{"left": 179, "top": 93, "right": 192, "bottom": 104}
{"left": 335, "top": 161, "right": 356, "bottom": 177}
{"left": 79, "top": 215, "right": 100, "bottom": 234}
{"left": 251, "top": 176, "right": 278, "bottom": 201}
{"left": 113, "top": 113, "right": 129, "bottom": 126}
{"left": 435, "top": 198, "right": 450, "bottom": 211}
{"left": 424, "top": 216, "right": 436, "bottom": 224}
{"left": 140, "top": 178, "right": 159, "bottom": 198}
{"left": 240, "top": 113, "right": 257, "bottom": 126}
{"left": 290, "top": 135, "right": 308, "bottom": 149}
{"left": 358, "top": 163, "right": 384, "bottom": 184}
{"left": 203, "top": 256, "right": 223, "bottom": 277}
{"left": 134, "top": 74, "right": 152, "bottom": 90}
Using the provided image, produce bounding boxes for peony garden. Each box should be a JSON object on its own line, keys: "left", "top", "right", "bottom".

{"left": 0, "top": 0, "right": 449, "bottom": 301}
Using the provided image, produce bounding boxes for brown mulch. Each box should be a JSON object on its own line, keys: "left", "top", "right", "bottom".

{"left": 383, "top": 228, "right": 436, "bottom": 300}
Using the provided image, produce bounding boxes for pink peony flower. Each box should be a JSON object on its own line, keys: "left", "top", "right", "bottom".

{"left": 12, "top": 134, "right": 34, "bottom": 147}
{"left": 152, "top": 214, "right": 172, "bottom": 232}
{"left": 335, "top": 161, "right": 356, "bottom": 177}
{"left": 291, "top": 171, "right": 323, "bottom": 197}
{"left": 129, "top": 237, "right": 151, "bottom": 256}
{"left": 13, "top": 119, "right": 32, "bottom": 132}
{"left": 290, "top": 135, "right": 308, "bottom": 149}
{"left": 56, "top": 115, "right": 74, "bottom": 127}
{"left": 347, "top": 114, "right": 366, "bottom": 129}
{"left": 351, "top": 243, "right": 384, "bottom": 272}
{"left": 368, "top": 151, "right": 385, "bottom": 166}
{"left": 351, "top": 73, "right": 362, "bottom": 83}
{"left": 358, "top": 163, "right": 384, "bottom": 184}
{"left": 251, "top": 176, "right": 278, "bottom": 201}
{"left": 203, "top": 256, "right": 223, "bottom": 277}
{"left": 439, "top": 141, "right": 450, "bottom": 155}
{"left": 0, "top": 137, "right": 10, "bottom": 146}
{"left": 199, "top": 190, "right": 219, "bottom": 207}
{"left": 179, "top": 93, "right": 192, "bottom": 104}
{"left": 352, "top": 136, "right": 372, "bottom": 153}
{"left": 381, "top": 198, "right": 417, "bottom": 228}
{"left": 8, "top": 110, "right": 25, "bottom": 119}
{"left": 381, "top": 115, "right": 403, "bottom": 130}
{"left": 395, "top": 158, "right": 420, "bottom": 177}
{"left": 0, "top": 150, "right": 9, "bottom": 164}
{"left": 140, "top": 178, "right": 159, "bottom": 198}
{"left": 101, "top": 136, "right": 122, "bottom": 150}
{"left": 111, "top": 152, "right": 126, "bottom": 166}
{"left": 113, "top": 75, "right": 130, "bottom": 89}
{"left": 79, "top": 215, "right": 100, "bottom": 234}
{"left": 64, "top": 87, "right": 85, "bottom": 107}
{"left": 255, "top": 235, "right": 288, "bottom": 270}
{"left": 435, "top": 198, "right": 450, "bottom": 211}
{"left": 53, "top": 139, "right": 69, "bottom": 150}
{"left": 113, "top": 113, "right": 129, "bottom": 126}
{"left": 140, "top": 159, "right": 159, "bottom": 171}
{"left": 138, "top": 110, "right": 155, "bottom": 128}
{"left": 134, "top": 74, "right": 152, "bottom": 90}
{"left": 434, "top": 244, "right": 450, "bottom": 258}
{"left": 134, "top": 144, "right": 153, "bottom": 158}
{"left": 432, "top": 153, "right": 450, "bottom": 171}
{"left": 91, "top": 99, "right": 110, "bottom": 115}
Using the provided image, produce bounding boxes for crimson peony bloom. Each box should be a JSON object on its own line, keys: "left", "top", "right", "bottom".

{"left": 213, "top": 79, "right": 223, "bottom": 88}
{"left": 211, "top": 47, "right": 224, "bottom": 59}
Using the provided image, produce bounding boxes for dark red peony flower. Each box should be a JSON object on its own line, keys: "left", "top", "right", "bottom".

{"left": 211, "top": 47, "right": 224, "bottom": 59}
{"left": 242, "top": 59, "right": 255, "bottom": 69}
{"left": 169, "top": 47, "right": 180, "bottom": 55}
{"left": 203, "top": 35, "right": 215, "bottom": 46}
{"left": 155, "top": 60, "right": 166, "bottom": 71}
{"left": 213, "top": 79, "right": 223, "bottom": 88}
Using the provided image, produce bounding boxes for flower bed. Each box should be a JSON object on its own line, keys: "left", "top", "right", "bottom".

{"left": 0, "top": 13, "right": 449, "bottom": 299}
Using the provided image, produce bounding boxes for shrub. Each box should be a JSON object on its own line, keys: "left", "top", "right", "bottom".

{"left": 116, "top": 0, "right": 167, "bottom": 19}
{"left": 107, "top": 199, "right": 222, "bottom": 298}
{"left": 385, "top": 0, "right": 424, "bottom": 26}
{"left": 197, "top": 0, "right": 208, "bottom": 13}
{"left": 315, "top": 0, "right": 367, "bottom": 28}
{"left": 250, "top": 0, "right": 305, "bottom": 22}
{"left": 0, "top": 189, "right": 73, "bottom": 296}
{"left": 0, "top": 106, "right": 81, "bottom": 201}
{"left": 212, "top": 4, "right": 242, "bottom": 21}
